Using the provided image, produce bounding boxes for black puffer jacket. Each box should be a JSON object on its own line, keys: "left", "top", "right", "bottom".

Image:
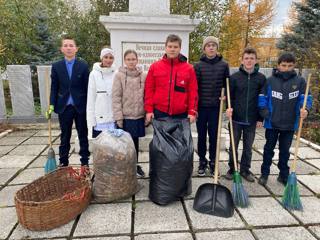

{"left": 194, "top": 55, "right": 229, "bottom": 108}
{"left": 229, "top": 64, "right": 266, "bottom": 124}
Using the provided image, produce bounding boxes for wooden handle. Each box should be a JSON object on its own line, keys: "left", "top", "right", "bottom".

{"left": 45, "top": 68, "right": 52, "bottom": 147}
{"left": 213, "top": 88, "right": 225, "bottom": 184}
{"left": 226, "top": 78, "right": 238, "bottom": 172}
{"left": 292, "top": 73, "right": 312, "bottom": 171}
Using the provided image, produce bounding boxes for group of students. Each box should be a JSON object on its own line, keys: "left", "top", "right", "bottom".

{"left": 47, "top": 33, "right": 312, "bottom": 187}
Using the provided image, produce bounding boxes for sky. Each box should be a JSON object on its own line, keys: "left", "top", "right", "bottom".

{"left": 265, "top": 0, "right": 294, "bottom": 37}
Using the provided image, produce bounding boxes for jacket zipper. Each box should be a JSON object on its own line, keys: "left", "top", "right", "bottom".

{"left": 167, "top": 59, "right": 173, "bottom": 113}
{"left": 246, "top": 73, "right": 250, "bottom": 123}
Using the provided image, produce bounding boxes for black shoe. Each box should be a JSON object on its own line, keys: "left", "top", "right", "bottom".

{"left": 137, "top": 165, "right": 145, "bottom": 178}
{"left": 258, "top": 175, "right": 268, "bottom": 186}
{"left": 240, "top": 171, "right": 255, "bottom": 182}
{"left": 277, "top": 175, "right": 288, "bottom": 186}
{"left": 225, "top": 169, "right": 234, "bottom": 180}
{"left": 198, "top": 163, "right": 207, "bottom": 176}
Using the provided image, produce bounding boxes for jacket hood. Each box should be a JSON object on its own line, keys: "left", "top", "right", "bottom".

{"left": 118, "top": 65, "right": 143, "bottom": 77}
{"left": 239, "top": 63, "right": 260, "bottom": 75}
{"left": 92, "top": 62, "right": 116, "bottom": 73}
{"left": 200, "top": 54, "right": 223, "bottom": 65}
{"left": 272, "top": 68, "right": 297, "bottom": 80}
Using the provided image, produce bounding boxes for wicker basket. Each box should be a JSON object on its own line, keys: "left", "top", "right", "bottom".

{"left": 15, "top": 167, "right": 92, "bottom": 231}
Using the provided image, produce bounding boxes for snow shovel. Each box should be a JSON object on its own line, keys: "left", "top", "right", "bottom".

{"left": 44, "top": 68, "right": 57, "bottom": 174}
{"left": 193, "top": 88, "right": 234, "bottom": 218}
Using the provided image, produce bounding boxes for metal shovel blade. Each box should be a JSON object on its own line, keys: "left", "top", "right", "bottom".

{"left": 193, "top": 183, "right": 235, "bottom": 218}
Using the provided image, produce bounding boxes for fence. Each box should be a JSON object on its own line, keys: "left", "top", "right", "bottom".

{"left": 0, "top": 65, "right": 313, "bottom": 123}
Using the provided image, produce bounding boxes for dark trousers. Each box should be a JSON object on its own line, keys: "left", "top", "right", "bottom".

{"left": 196, "top": 107, "right": 219, "bottom": 167}
{"left": 228, "top": 122, "right": 256, "bottom": 173}
{"left": 132, "top": 137, "right": 139, "bottom": 162}
{"left": 58, "top": 105, "right": 89, "bottom": 166}
{"left": 261, "top": 129, "right": 294, "bottom": 179}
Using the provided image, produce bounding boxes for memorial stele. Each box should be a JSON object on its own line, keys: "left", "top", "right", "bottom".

{"left": 100, "top": 0, "right": 200, "bottom": 71}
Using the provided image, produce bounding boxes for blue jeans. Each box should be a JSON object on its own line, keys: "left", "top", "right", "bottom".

{"left": 261, "top": 129, "right": 294, "bottom": 179}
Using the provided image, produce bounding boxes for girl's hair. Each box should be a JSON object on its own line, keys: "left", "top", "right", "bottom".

{"left": 124, "top": 49, "right": 138, "bottom": 59}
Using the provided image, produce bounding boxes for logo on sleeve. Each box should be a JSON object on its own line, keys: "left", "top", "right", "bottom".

{"left": 272, "top": 91, "right": 283, "bottom": 100}
{"left": 289, "top": 90, "right": 299, "bottom": 99}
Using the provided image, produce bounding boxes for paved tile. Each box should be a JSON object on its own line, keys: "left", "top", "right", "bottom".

{"left": 309, "top": 226, "right": 320, "bottom": 238}
{"left": 8, "top": 130, "right": 37, "bottom": 137}
{"left": 290, "top": 197, "right": 320, "bottom": 224}
{"left": 0, "top": 145, "right": 16, "bottom": 155}
{"left": 28, "top": 155, "right": 49, "bottom": 168}
{"left": 237, "top": 197, "right": 298, "bottom": 226}
{"left": 0, "top": 136, "right": 28, "bottom": 146}
{"left": 185, "top": 200, "right": 245, "bottom": 230}
{"left": 0, "top": 207, "right": 17, "bottom": 239}
{"left": 10, "top": 168, "right": 44, "bottom": 185}
{"left": 34, "top": 129, "right": 61, "bottom": 137}
{"left": 265, "top": 175, "right": 313, "bottom": 196}
{"left": 0, "top": 185, "right": 25, "bottom": 207}
{"left": 138, "top": 151, "right": 149, "bottom": 163}
{"left": 253, "top": 227, "right": 317, "bottom": 240}
{"left": 73, "top": 203, "right": 131, "bottom": 236}
{"left": 10, "top": 220, "right": 74, "bottom": 239}
{"left": 305, "top": 159, "right": 320, "bottom": 170}
{"left": 252, "top": 139, "right": 267, "bottom": 149}
{"left": 256, "top": 149, "right": 294, "bottom": 160}
{"left": 136, "top": 233, "right": 193, "bottom": 240}
{"left": 250, "top": 161, "right": 278, "bottom": 175}
{"left": 0, "top": 168, "right": 19, "bottom": 184}
{"left": 293, "top": 147, "right": 320, "bottom": 159}
{"left": 22, "top": 136, "right": 51, "bottom": 145}
{"left": 40, "top": 145, "right": 60, "bottom": 156}
{"left": 9, "top": 144, "right": 46, "bottom": 156}
{"left": 135, "top": 201, "right": 188, "bottom": 233}
{"left": 290, "top": 160, "right": 320, "bottom": 175}
{"left": 298, "top": 175, "right": 320, "bottom": 194}
{"left": 135, "top": 179, "right": 149, "bottom": 201}
{"left": 0, "top": 155, "right": 35, "bottom": 168}
{"left": 138, "top": 163, "right": 150, "bottom": 178}
{"left": 75, "top": 237, "right": 130, "bottom": 240}
{"left": 196, "top": 230, "right": 255, "bottom": 240}
{"left": 187, "top": 177, "right": 214, "bottom": 199}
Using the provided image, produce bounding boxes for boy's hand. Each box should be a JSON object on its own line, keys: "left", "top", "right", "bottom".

{"left": 226, "top": 108, "right": 233, "bottom": 118}
{"left": 188, "top": 114, "right": 196, "bottom": 123}
{"left": 256, "top": 121, "right": 263, "bottom": 128}
{"left": 300, "top": 109, "right": 308, "bottom": 119}
{"left": 145, "top": 113, "right": 154, "bottom": 125}
{"left": 116, "top": 120, "right": 123, "bottom": 129}
{"left": 45, "top": 105, "right": 54, "bottom": 119}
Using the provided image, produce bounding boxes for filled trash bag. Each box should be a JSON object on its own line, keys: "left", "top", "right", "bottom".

{"left": 149, "top": 118, "right": 193, "bottom": 205}
{"left": 92, "top": 129, "right": 138, "bottom": 202}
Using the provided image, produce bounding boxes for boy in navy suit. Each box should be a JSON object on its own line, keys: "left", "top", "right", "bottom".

{"left": 46, "top": 36, "right": 90, "bottom": 176}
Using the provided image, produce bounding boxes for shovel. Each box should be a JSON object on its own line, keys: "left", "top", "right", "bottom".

{"left": 193, "top": 88, "right": 234, "bottom": 218}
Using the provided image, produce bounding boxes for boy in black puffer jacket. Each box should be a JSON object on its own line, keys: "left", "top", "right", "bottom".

{"left": 225, "top": 47, "right": 266, "bottom": 182}
{"left": 194, "top": 36, "right": 229, "bottom": 176}
{"left": 258, "top": 52, "right": 312, "bottom": 186}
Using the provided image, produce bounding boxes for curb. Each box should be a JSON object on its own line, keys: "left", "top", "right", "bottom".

{"left": 0, "top": 129, "right": 12, "bottom": 139}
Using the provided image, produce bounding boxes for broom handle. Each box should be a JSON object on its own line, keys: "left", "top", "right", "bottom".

{"left": 45, "top": 68, "right": 52, "bottom": 148}
{"left": 213, "top": 88, "right": 225, "bottom": 184}
{"left": 292, "top": 73, "right": 311, "bottom": 172}
{"left": 226, "top": 78, "right": 238, "bottom": 172}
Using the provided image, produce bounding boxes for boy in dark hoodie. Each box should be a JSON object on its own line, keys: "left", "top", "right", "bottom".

{"left": 258, "top": 52, "right": 312, "bottom": 186}
{"left": 225, "top": 47, "right": 266, "bottom": 182}
{"left": 194, "top": 36, "right": 229, "bottom": 176}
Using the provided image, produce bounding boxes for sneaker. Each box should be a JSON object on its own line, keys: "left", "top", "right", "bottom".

{"left": 277, "top": 175, "right": 288, "bottom": 186}
{"left": 258, "top": 175, "right": 268, "bottom": 186}
{"left": 240, "top": 171, "right": 255, "bottom": 182}
{"left": 198, "top": 164, "right": 207, "bottom": 176}
{"left": 137, "top": 165, "right": 145, "bottom": 178}
{"left": 225, "top": 169, "right": 234, "bottom": 180}
{"left": 80, "top": 165, "right": 90, "bottom": 178}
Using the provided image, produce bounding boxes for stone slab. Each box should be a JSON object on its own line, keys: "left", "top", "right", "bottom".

{"left": 0, "top": 207, "right": 17, "bottom": 239}
{"left": 28, "top": 155, "right": 48, "bottom": 168}
{"left": 0, "top": 185, "right": 25, "bottom": 207}
{"left": 40, "top": 144, "right": 60, "bottom": 156}
{"left": 9, "top": 145, "right": 46, "bottom": 156}
{"left": 289, "top": 160, "right": 320, "bottom": 175}
{"left": 0, "top": 136, "right": 28, "bottom": 146}
{"left": 309, "top": 226, "right": 320, "bottom": 238}
{"left": 305, "top": 159, "right": 320, "bottom": 170}
{"left": 237, "top": 197, "right": 298, "bottom": 226}
{"left": 22, "top": 136, "right": 51, "bottom": 145}
{"left": 185, "top": 200, "right": 245, "bottom": 230}
{"left": 298, "top": 175, "right": 320, "bottom": 194}
{"left": 136, "top": 233, "right": 193, "bottom": 240}
{"left": 196, "top": 230, "right": 255, "bottom": 240}
{"left": 253, "top": 227, "right": 317, "bottom": 240}
{"left": 138, "top": 162, "right": 149, "bottom": 178}
{"left": 73, "top": 203, "right": 131, "bottom": 236}
{"left": 252, "top": 139, "right": 267, "bottom": 149}
{"left": 135, "top": 201, "right": 188, "bottom": 233}
{"left": 292, "top": 147, "right": 320, "bottom": 159}
{"left": 0, "top": 168, "right": 19, "bottom": 185}
{"left": 265, "top": 175, "right": 313, "bottom": 196}
{"left": 34, "top": 129, "right": 61, "bottom": 137}
{"left": 0, "top": 155, "right": 35, "bottom": 168}
{"left": 74, "top": 237, "right": 130, "bottom": 240}
{"left": 138, "top": 151, "right": 149, "bottom": 163}
{"left": 37, "top": 65, "right": 52, "bottom": 116}
{"left": 187, "top": 177, "right": 214, "bottom": 199}
{"left": 8, "top": 130, "right": 37, "bottom": 137}
{"left": 290, "top": 197, "right": 320, "bottom": 224}
{"left": 0, "top": 145, "right": 15, "bottom": 155}
{"left": 10, "top": 220, "right": 74, "bottom": 239}
{"left": 250, "top": 161, "right": 278, "bottom": 175}
{"left": 135, "top": 179, "right": 149, "bottom": 201}
{"left": 10, "top": 168, "right": 44, "bottom": 185}
{"left": 256, "top": 149, "right": 294, "bottom": 160}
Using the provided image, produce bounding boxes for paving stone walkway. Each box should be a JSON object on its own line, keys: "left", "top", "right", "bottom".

{"left": 0, "top": 125, "right": 320, "bottom": 240}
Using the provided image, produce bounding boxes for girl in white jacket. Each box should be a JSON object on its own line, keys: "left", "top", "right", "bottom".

{"left": 87, "top": 48, "right": 117, "bottom": 138}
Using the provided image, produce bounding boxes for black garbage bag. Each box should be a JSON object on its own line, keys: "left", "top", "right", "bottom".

{"left": 149, "top": 118, "right": 193, "bottom": 205}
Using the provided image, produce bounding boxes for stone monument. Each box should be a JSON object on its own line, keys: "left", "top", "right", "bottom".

{"left": 99, "top": 0, "right": 200, "bottom": 71}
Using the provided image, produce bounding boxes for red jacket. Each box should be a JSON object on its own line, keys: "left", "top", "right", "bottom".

{"left": 144, "top": 54, "right": 198, "bottom": 116}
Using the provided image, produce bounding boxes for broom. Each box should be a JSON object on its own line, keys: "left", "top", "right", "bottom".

{"left": 44, "top": 68, "right": 57, "bottom": 174}
{"left": 226, "top": 78, "right": 249, "bottom": 208}
{"left": 282, "top": 73, "right": 312, "bottom": 211}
